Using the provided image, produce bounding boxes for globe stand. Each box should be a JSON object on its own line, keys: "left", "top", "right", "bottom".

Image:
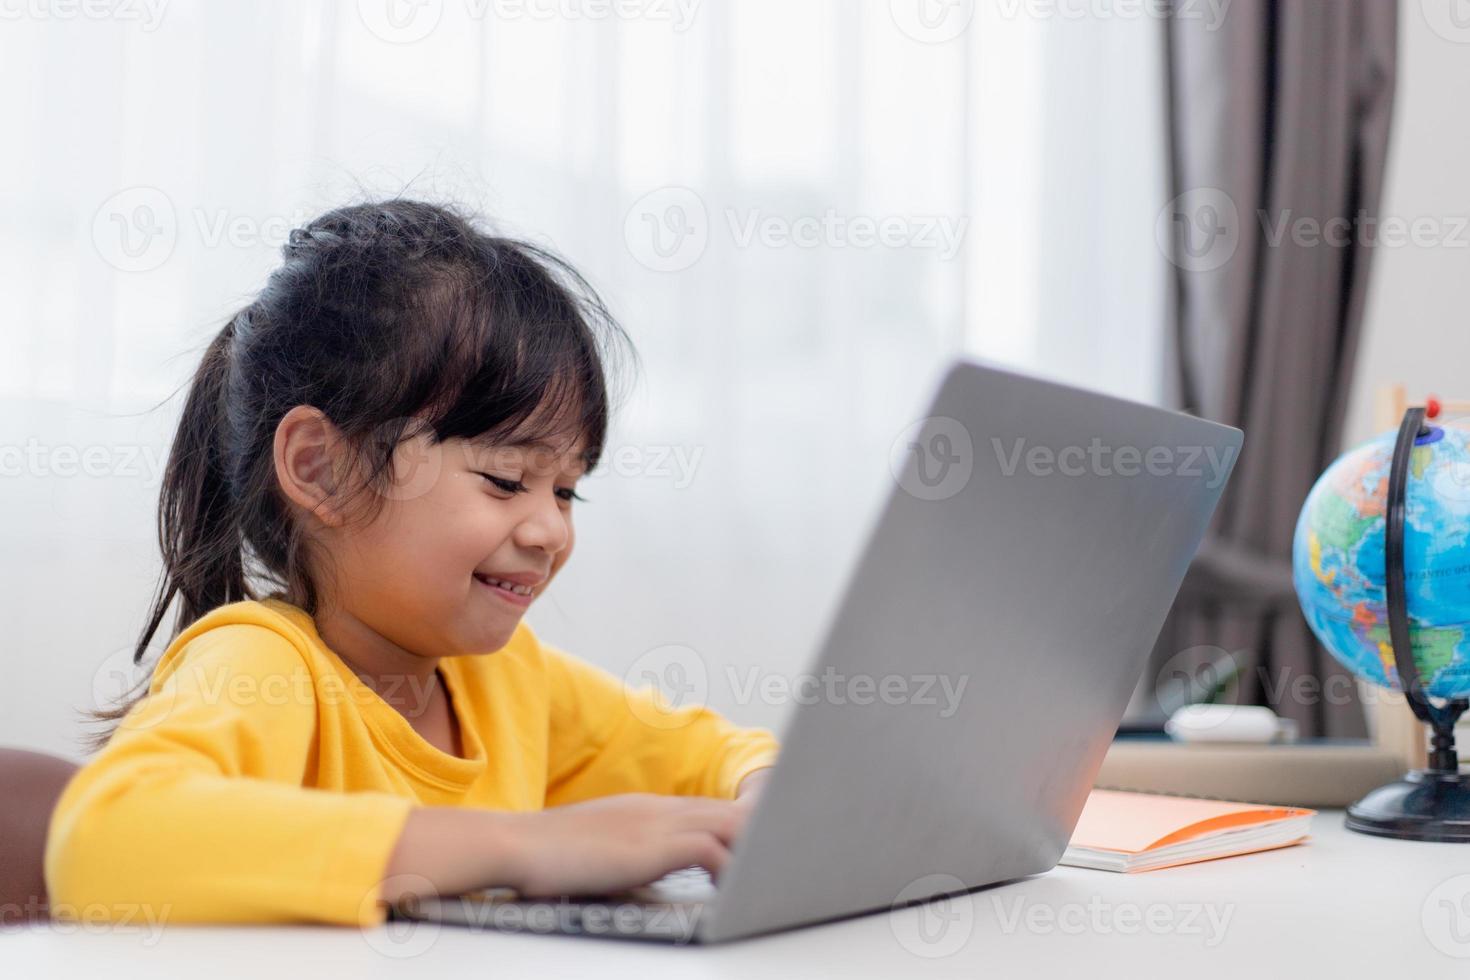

{"left": 1346, "top": 699, "right": 1470, "bottom": 842}
{"left": 1345, "top": 407, "right": 1470, "bottom": 842}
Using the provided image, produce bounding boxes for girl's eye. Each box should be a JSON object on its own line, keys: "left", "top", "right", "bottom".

{"left": 477, "top": 473, "right": 525, "bottom": 494}
{"left": 476, "top": 472, "right": 584, "bottom": 504}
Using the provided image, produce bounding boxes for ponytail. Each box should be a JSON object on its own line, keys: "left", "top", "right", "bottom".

{"left": 85, "top": 315, "right": 248, "bottom": 747}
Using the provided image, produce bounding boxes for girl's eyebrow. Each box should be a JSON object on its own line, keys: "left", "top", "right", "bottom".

{"left": 467, "top": 436, "right": 592, "bottom": 473}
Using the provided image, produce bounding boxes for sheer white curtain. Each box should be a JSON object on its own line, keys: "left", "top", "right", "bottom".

{"left": 0, "top": 0, "right": 1165, "bottom": 758}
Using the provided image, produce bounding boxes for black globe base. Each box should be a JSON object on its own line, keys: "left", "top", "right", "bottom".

{"left": 1346, "top": 769, "right": 1470, "bottom": 842}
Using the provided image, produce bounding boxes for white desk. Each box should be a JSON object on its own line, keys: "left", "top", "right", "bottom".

{"left": 8, "top": 811, "right": 1467, "bottom": 977}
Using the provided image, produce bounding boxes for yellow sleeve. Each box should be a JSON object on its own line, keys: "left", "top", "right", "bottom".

{"left": 45, "top": 625, "right": 413, "bottom": 926}
{"left": 541, "top": 643, "right": 780, "bottom": 805}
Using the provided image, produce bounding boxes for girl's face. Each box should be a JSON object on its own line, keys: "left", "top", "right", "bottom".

{"left": 321, "top": 426, "right": 586, "bottom": 659}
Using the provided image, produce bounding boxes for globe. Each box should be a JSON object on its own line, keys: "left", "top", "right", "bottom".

{"left": 1293, "top": 422, "right": 1470, "bottom": 700}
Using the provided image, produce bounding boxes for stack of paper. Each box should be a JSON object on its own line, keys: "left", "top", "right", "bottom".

{"left": 1061, "top": 789, "right": 1316, "bottom": 873}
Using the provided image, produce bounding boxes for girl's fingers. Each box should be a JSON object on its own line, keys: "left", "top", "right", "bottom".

{"left": 666, "top": 799, "right": 747, "bottom": 846}
{"left": 664, "top": 831, "right": 731, "bottom": 880}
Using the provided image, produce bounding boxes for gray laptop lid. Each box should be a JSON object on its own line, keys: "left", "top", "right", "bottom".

{"left": 700, "top": 359, "right": 1242, "bottom": 942}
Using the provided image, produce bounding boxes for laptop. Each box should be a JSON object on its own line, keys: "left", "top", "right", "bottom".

{"left": 394, "top": 359, "right": 1243, "bottom": 943}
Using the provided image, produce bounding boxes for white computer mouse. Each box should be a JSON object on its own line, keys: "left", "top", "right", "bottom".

{"left": 1164, "top": 703, "right": 1299, "bottom": 743}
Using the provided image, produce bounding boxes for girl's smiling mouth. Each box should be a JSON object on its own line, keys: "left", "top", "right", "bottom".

{"left": 473, "top": 571, "right": 543, "bottom": 606}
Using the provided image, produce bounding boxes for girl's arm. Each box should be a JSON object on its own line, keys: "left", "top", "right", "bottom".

{"left": 541, "top": 643, "right": 781, "bottom": 806}
{"left": 46, "top": 626, "right": 414, "bottom": 926}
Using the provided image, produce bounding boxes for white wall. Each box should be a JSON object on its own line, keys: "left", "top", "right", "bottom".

{"left": 1345, "top": 1, "right": 1470, "bottom": 446}
{"left": 1, "top": 2, "right": 981, "bottom": 762}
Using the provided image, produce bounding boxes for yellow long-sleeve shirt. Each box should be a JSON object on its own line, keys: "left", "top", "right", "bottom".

{"left": 45, "top": 598, "right": 779, "bottom": 926}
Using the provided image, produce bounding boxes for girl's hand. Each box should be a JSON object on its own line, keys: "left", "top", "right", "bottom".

{"left": 381, "top": 794, "right": 748, "bottom": 905}
{"left": 497, "top": 793, "right": 747, "bottom": 897}
{"left": 734, "top": 766, "right": 772, "bottom": 809}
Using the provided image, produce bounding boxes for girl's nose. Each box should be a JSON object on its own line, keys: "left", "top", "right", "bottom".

{"left": 512, "top": 492, "right": 571, "bottom": 554}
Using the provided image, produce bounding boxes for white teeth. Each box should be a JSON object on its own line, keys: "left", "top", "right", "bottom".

{"left": 479, "top": 574, "right": 533, "bottom": 597}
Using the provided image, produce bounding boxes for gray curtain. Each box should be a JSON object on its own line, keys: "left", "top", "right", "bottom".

{"left": 1147, "top": 0, "right": 1398, "bottom": 738}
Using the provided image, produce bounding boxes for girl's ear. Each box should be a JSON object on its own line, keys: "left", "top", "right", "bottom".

{"left": 273, "top": 405, "right": 352, "bottom": 528}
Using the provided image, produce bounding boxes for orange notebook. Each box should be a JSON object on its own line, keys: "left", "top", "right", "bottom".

{"left": 1061, "top": 789, "right": 1316, "bottom": 873}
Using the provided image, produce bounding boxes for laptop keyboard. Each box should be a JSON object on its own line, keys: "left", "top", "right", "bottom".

{"left": 621, "top": 865, "right": 717, "bottom": 905}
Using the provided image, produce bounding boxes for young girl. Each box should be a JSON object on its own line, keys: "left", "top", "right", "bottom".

{"left": 44, "top": 200, "right": 778, "bottom": 926}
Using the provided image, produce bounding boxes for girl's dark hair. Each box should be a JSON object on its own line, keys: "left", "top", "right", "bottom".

{"left": 87, "top": 199, "right": 630, "bottom": 748}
